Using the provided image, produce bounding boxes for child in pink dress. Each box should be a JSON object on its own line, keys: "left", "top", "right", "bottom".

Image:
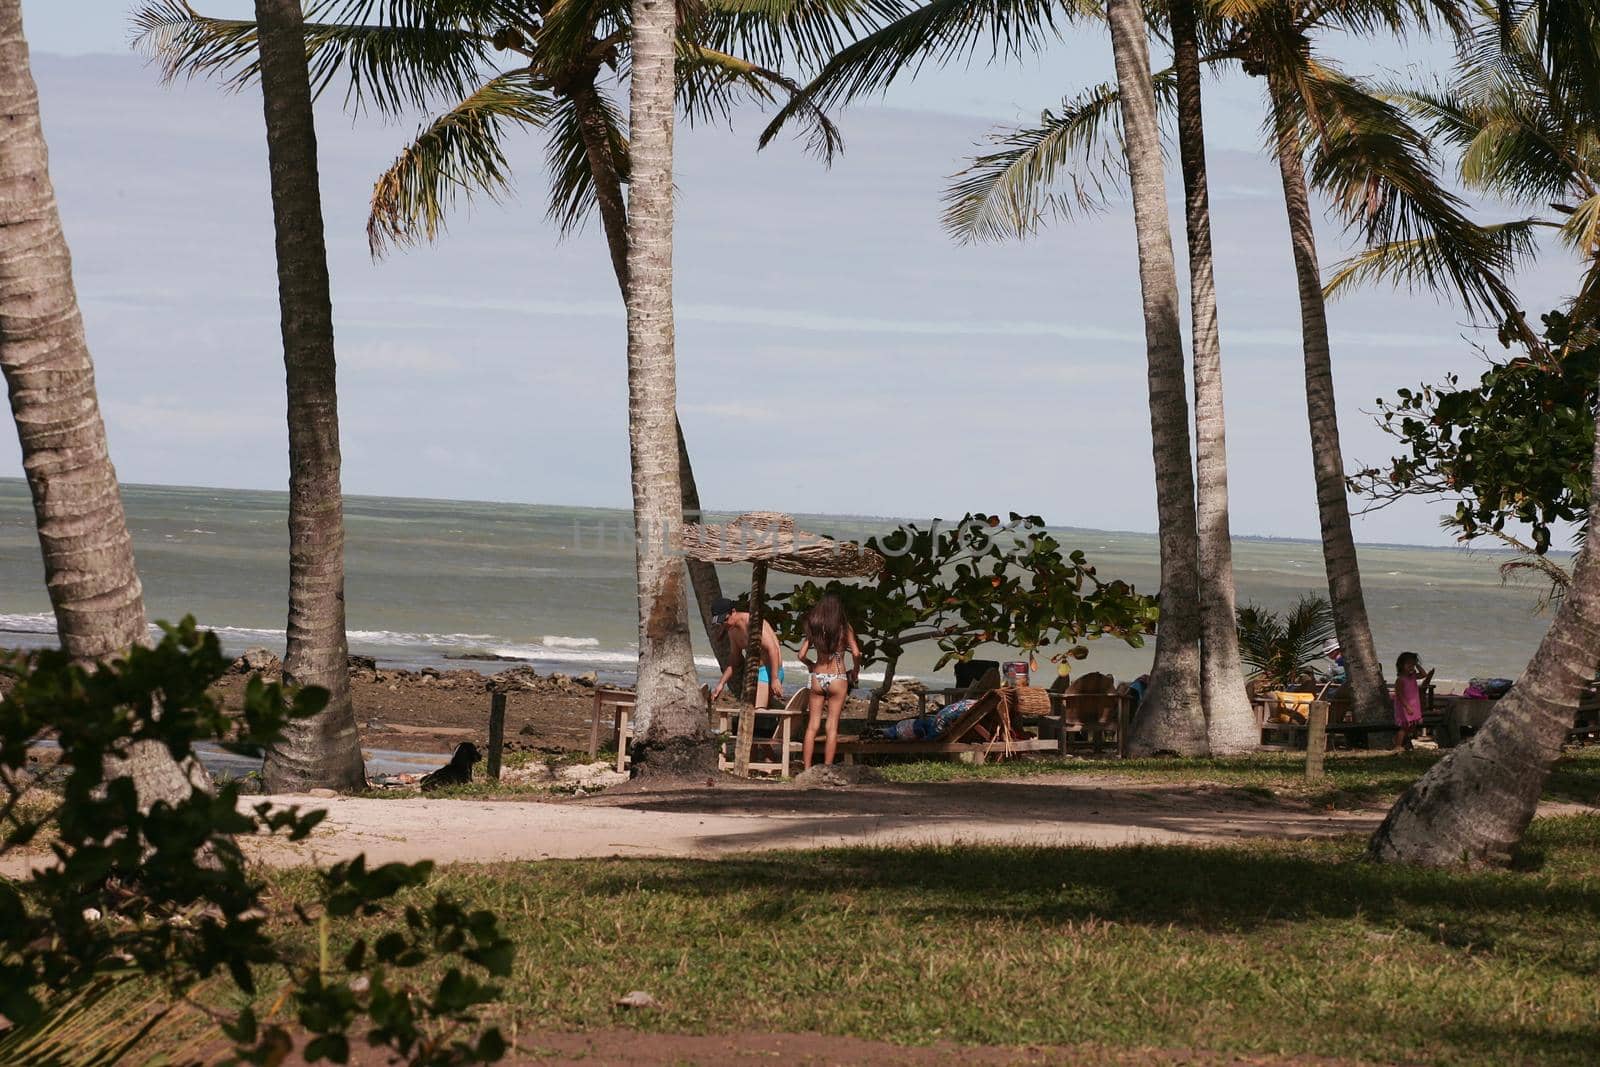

{"left": 1392, "top": 652, "right": 1433, "bottom": 751}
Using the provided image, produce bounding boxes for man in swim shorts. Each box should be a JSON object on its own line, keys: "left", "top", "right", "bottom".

{"left": 709, "top": 596, "right": 785, "bottom": 708}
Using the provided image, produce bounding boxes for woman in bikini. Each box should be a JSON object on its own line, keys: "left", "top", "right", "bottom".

{"left": 797, "top": 593, "right": 861, "bottom": 769}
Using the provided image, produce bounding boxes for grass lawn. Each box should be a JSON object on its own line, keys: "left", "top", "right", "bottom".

{"left": 262, "top": 814, "right": 1600, "bottom": 1066}
{"left": 872, "top": 747, "right": 1600, "bottom": 808}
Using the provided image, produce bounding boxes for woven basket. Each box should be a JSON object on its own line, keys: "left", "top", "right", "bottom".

{"left": 1003, "top": 686, "right": 1052, "bottom": 718}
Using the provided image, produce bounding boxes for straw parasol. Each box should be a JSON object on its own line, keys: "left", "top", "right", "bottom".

{"left": 678, "top": 512, "right": 884, "bottom": 773}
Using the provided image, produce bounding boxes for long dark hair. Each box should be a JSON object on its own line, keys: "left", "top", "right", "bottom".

{"left": 1396, "top": 651, "right": 1420, "bottom": 676}
{"left": 804, "top": 593, "right": 849, "bottom": 661}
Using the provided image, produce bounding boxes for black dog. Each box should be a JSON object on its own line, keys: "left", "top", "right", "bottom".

{"left": 420, "top": 742, "right": 482, "bottom": 791}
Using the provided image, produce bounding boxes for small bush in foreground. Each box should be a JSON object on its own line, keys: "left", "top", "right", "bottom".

{"left": 0, "top": 619, "right": 512, "bottom": 1064}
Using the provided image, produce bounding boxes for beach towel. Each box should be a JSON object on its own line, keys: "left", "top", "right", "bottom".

{"left": 880, "top": 699, "right": 973, "bottom": 741}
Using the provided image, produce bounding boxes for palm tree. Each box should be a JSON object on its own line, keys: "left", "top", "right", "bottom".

{"left": 134, "top": 0, "right": 861, "bottom": 662}
{"left": 252, "top": 0, "right": 369, "bottom": 793}
{"left": 938, "top": 0, "right": 1518, "bottom": 730}
{"left": 0, "top": 0, "right": 204, "bottom": 807}
{"left": 624, "top": 0, "right": 716, "bottom": 772}
{"left": 1170, "top": 0, "right": 1259, "bottom": 751}
{"left": 1234, "top": 594, "right": 1335, "bottom": 689}
{"left": 754, "top": 0, "right": 1210, "bottom": 752}
{"left": 1106, "top": 0, "right": 1209, "bottom": 755}
{"left": 1324, "top": 0, "right": 1588, "bottom": 329}
{"left": 1243, "top": 1, "right": 1526, "bottom": 725}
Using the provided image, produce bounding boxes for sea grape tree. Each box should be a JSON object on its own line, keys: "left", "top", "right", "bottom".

{"left": 1349, "top": 310, "right": 1595, "bottom": 591}
{"left": 773, "top": 513, "right": 1158, "bottom": 715}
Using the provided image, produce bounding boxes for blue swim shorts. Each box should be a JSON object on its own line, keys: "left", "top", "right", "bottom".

{"left": 757, "top": 665, "right": 785, "bottom": 685}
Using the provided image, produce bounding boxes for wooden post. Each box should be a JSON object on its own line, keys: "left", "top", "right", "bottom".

{"left": 1305, "top": 699, "right": 1329, "bottom": 779}
{"left": 1116, "top": 693, "right": 1130, "bottom": 760}
{"left": 734, "top": 703, "right": 756, "bottom": 777}
{"left": 487, "top": 691, "right": 507, "bottom": 780}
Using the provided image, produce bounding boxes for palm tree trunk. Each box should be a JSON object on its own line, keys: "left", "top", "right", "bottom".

{"left": 572, "top": 82, "right": 726, "bottom": 670}
{"left": 0, "top": 0, "right": 206, "bottom": 807}
{"left": 1266, "top": 73, "right": 1388, "bottom": 726}
{"left": 1370, "top": 411, "right": 1600, "bottom": 866}
{"left": 254, "top": 0, "right": 366, "bottom": 794}
{"left": 1172, "top": 0, "right": 1255, "bottom": 754}
{"left": 623, "top": 0, "right": 715, "bottom": 775}
{"left": 1107, "top": 0, "right": 1208, "bottom": 756}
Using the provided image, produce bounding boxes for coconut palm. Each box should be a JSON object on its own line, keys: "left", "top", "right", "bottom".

{"left": 1359, "top": 1, "right": 1600, "bottom": 866}
{"left": 935, "top": 0, "right": 1523, "bottom": 728}
{"left": 132, "top": 0, "right": 867, "bottom": 660}
{"left": 1325, "top": 0, "right": 1593, "bottom": 329}
{"left": 942, "top": 0, "right": 1256, "bottom": 752}
{"left": 0, "top": 0, "right": 204, "bottom": 807}
{"left": 623, "top": 0, "right": 715, "bottom": 772}
{"left": 252, "top": 0, "right": 369, "bottom": 793}
{"left": 1106, "top": 0, "right": 1209, "bottom": 755}
{"left": 754, "top": 0, "right": 1210, "bottom": 753}
{"left": 1234, "top": 594, "right": 1335, "bottom": 688}
{"left": 1170, "top": 0, "right": 1257, "bottom": 753}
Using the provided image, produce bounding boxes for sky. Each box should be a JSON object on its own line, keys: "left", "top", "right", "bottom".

{"left": 2, "top": 2, "right": 1578, "bottom": 546}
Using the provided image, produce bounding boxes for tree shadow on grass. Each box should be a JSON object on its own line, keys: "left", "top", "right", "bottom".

{"left": 579, "top": 817, "right": 1600, "bottom": 974}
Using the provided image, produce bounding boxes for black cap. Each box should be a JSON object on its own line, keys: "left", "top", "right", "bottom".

{"left": 710, "top": 597, "right": 737, "bottom": 624}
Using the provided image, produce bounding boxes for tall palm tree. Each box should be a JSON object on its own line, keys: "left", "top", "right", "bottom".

{"left": 624, "top": 0, "right": 714, "bottom": 771}
{"left": 1171, "top": 0, "right": 1256, "bottom": 753}
{"left": 1232, "top": 0, "right": 1490, "bottom": 724}
{"left": 754, "top": 0, "right": 1210, "bottom": 751}
{"left": 940, "top": 34, "right": 1257, "bottom": 751}
{"left": 1260, "top": 61, "right": 1390, "bottom": 724}
{"left": 0, "top": 0, "right": 204, "bottom": 807}
{"left": 253, "top": 0, "right": 368, "bottom": 794}
{"left": 134, "top": 1, "right": 871, "bottom": 665}
{"left": 1105, "top": 0, "right": 1209, "bottom": 754}
{"left": 937, "top": 0, "right": 1514, "bottom": 730}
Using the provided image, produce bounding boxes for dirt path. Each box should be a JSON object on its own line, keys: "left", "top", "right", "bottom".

{"left": 240, "top": 774, "right": 1387, "bottom": 869}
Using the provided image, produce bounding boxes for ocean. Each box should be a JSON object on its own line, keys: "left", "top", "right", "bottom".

{"left": 0, "top": 478, "right": 1561, "bottom": 688}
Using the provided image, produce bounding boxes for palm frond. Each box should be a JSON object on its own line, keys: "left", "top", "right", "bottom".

{"left": 1298, "top": 65, "right": 1531, "bottom": 322}
{"left": 541, "top": 87, "right": 628, "bottom": 236}
{"left": 678, "top": 42, "right": 845, "bottom": 159}
{"left": 1235, "top": 595, "right": 1335, "bottom": 687}
{"left": 695, "top": 0, "right": 912, "bottom": 72}
{"left": 1324, "top": 218, "right": 1547, "bottom": 302}
{"left": 941, "top": 74, "right": 1179, "bottom": 243}
{"left": 758, "top": 0, "right": 1077, "bottom": 150}
{"left": 368, "top": 67, "right": 553, "bottom": 256}
{"left": 130, "top": 0, "right": 497, "bottom": 117}
{"left": 1555, "top": 191, "right": 1600, "bottom": 254}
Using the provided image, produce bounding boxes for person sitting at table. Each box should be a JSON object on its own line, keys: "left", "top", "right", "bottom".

{"left": 709, "top": 596, "right": 785, "bottom": 708}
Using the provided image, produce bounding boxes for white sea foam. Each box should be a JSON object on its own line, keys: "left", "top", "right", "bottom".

{"left": 0, "top": 612, "right": 57, "bottom": 635}
{"left": 540, "top": 635, "right": 601, "bottom": 649}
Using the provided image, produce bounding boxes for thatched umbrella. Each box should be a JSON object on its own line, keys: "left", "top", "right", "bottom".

{"left": 678, "top": 512, "right": 884, "bottom": 773}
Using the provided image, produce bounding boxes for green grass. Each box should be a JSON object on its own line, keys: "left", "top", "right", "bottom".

{"left": 876, "top": 747, "right": 1600, "bottom": 808}
{"left": 265, "top": 815, "right": 1600, "bottom": 1065}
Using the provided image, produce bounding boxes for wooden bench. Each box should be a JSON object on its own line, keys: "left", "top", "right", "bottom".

{"left": 716, "top": 696, "right": 803, "bottom": 779}
{"left": 589, "top": 687, "right": 636, "bottom": 773}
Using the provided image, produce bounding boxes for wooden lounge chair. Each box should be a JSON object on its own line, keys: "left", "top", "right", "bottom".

{"left": 835, "top": 688, "right": 1075, "bottom": 763}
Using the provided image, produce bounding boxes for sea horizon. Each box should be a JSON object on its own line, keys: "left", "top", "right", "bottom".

{"left": 0, "top": 477, "right": 1561, "bottom": 688}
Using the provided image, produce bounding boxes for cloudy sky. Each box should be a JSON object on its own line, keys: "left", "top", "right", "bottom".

{"left": 4, "top": 2, "right": 1576, "bottom": 545}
